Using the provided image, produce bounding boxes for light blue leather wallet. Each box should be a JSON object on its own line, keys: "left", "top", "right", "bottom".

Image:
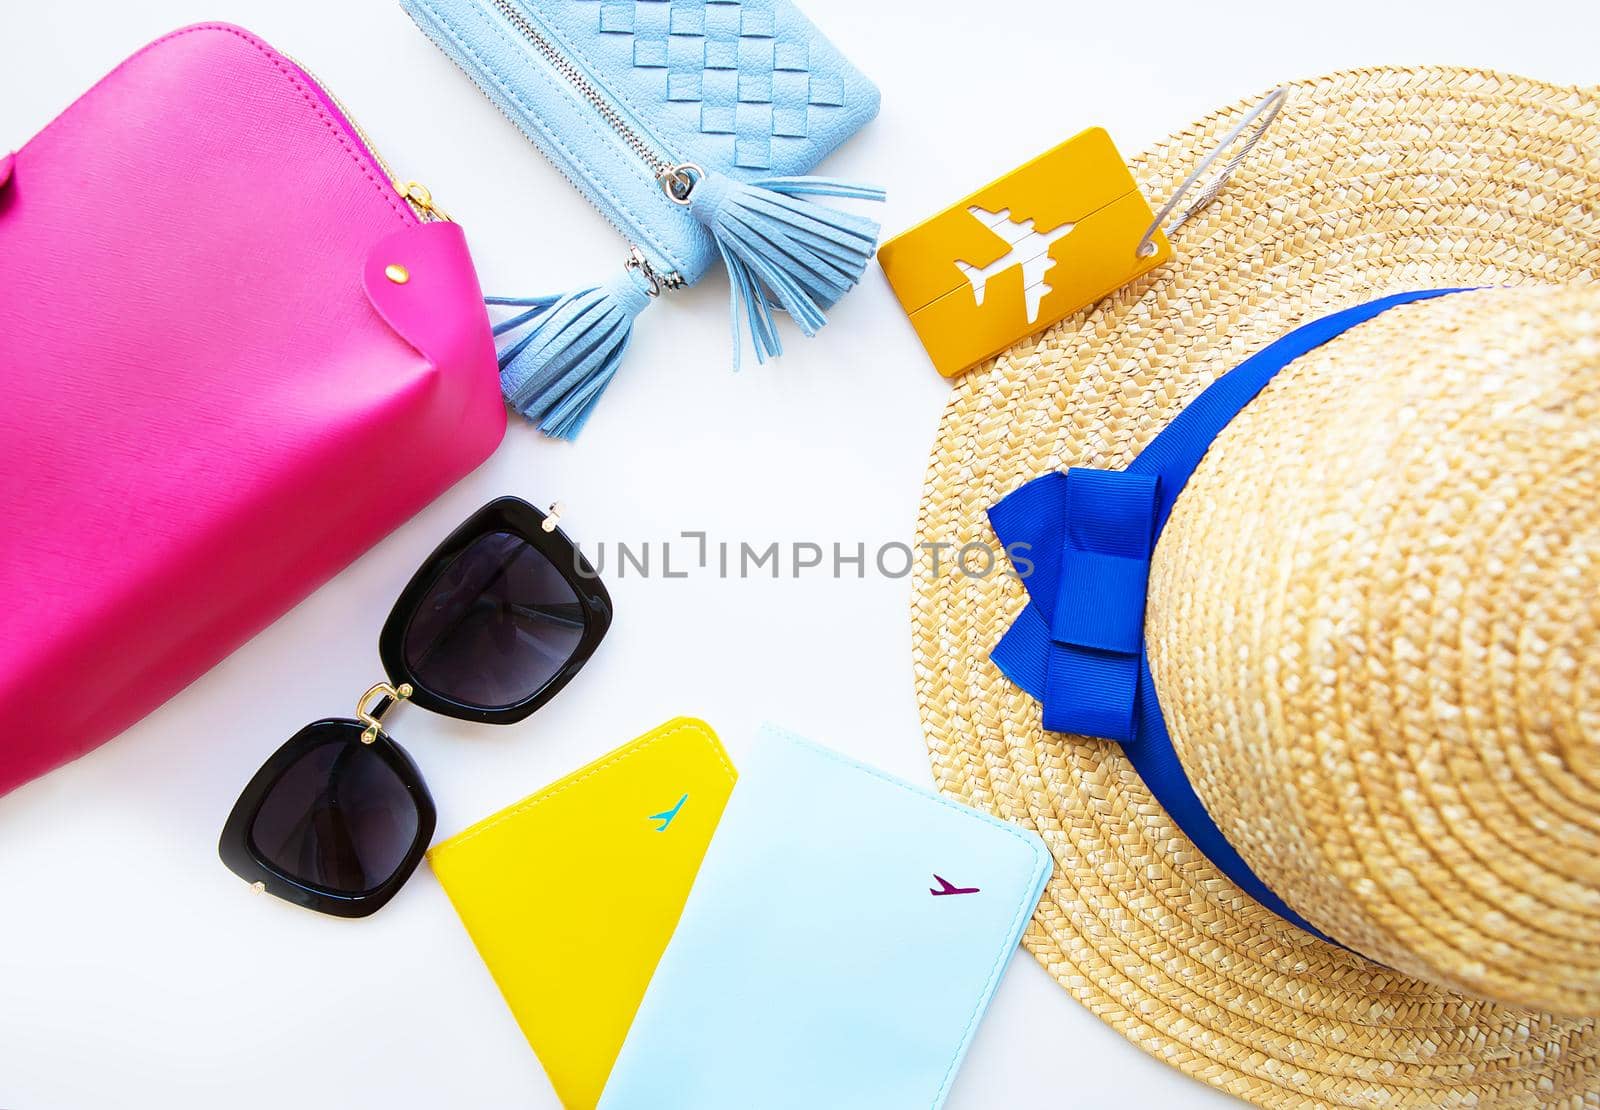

{"left": 399, "top": 0, "right": 883, "bottom": 436}
{"left": 598, "top": 726, "right": 1052, "bottom": 1110}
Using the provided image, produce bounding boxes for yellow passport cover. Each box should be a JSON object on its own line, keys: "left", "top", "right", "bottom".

{"left": 427, "top": 717, "right": 736, "bottom": 1108}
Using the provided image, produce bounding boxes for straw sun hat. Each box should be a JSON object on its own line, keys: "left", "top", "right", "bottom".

{"left": 911, "top": 67, "right": 1600, "bottom": 1106}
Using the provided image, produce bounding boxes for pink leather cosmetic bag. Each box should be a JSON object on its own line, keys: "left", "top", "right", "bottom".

{"left": 0, "top": 24, "right": 507, "bottom": 797}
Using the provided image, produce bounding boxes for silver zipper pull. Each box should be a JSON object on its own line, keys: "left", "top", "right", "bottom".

{"left": 624, "top": 247, "right": 662, "bottom": 297}
{"left": 657, "top": 163, "right": 704, "bottom": 206}
{"left": 623, "top": 247, "right": 685, "bottom": 295}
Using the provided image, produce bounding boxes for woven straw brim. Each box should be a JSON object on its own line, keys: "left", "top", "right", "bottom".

{"left": 911, "top": 67, "right": 1600, "bottom": 1107}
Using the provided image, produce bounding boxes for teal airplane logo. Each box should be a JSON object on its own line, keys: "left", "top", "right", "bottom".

{"left": 650, "top": 793, "right": 689, "bottom": 832}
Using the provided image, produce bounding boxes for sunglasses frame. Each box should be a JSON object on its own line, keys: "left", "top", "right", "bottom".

{"left": 377, "top": 497, "right": 612, "bottom": 724}
{"left": 218, "top": 718, "right": 437, "bottom": 918}
{"left": 220, "top": 496, "right": 610, "bottom": 917}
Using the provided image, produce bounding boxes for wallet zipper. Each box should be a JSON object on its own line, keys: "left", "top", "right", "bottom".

{"left": 485, "top": 0, "right": 692, "bottom": 288}
{"left": 286, "top": 54, "right": 452, "bottom": 224}
{"left": 486, "top": 0, "right": 679, "bottom": 181}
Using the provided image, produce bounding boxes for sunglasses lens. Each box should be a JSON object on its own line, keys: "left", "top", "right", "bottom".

{"left": 402, "top": 529, "right": 587, "bottom": 710}
{"left": 248, "top": 722, "right": 421, "bottom": 896}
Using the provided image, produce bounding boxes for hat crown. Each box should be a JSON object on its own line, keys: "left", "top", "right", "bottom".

{"left": 1148, "top": 286, "right": 1600, "bottom": 1012}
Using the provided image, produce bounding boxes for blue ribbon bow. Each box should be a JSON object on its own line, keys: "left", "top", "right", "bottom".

{"left": 990, "top": 467, "right": 1157, "bottom": 742}
{"left": 982, "top": 289, "right": 1471, "bottom": 942}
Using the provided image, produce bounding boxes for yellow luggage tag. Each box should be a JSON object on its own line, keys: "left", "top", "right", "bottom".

{"left": 878, "top": 127, "right": 1166, "bottom": 378}
{"left": 427, "top": 717, "right": 735, "bottom": 1109}
{"left": 879, "top": 91, "right": 1289, "bottom": 378}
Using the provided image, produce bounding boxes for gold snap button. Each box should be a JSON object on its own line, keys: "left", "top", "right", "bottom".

{"left": 385, "top": 263, "right": 411, "bottom": 285}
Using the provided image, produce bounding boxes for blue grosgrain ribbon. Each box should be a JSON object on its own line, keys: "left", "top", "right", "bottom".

{"left": 988, "top": 288, "right": 1467, "bottom": 939}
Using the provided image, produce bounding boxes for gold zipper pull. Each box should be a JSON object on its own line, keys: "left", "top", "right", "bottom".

{"left": 396, "top": 180, "right": 451, "bottom": 223}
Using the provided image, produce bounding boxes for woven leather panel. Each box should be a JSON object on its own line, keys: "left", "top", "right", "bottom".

{"left": 571, "top": 0, "right": 859, "bottom": 171}
{"left": 408, "top": 0, "right": 877, "bottom": 278}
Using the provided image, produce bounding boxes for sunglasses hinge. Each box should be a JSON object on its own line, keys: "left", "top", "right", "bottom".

{"left": 356, "top": 680, "right": 413, "bottom": 744}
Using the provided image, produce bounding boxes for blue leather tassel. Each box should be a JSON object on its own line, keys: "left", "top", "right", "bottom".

{"left": 687, "top": 172, "right": 884, "bottom": 366}
{"left": 487, "top": 268, "right": 655, "bottom": 440}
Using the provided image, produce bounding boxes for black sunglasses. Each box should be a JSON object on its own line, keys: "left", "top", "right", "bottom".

{"left": 219, "top": 497, "right": 611, "bottom": 917}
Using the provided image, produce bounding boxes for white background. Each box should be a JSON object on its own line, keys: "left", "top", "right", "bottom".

{"left": 1, "top": 2, "right": 1595, "bottom": 1107}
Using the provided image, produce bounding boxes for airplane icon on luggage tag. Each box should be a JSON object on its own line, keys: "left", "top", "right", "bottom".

{"left": 953, "top": 205, "right": 1076, "bottom": 325}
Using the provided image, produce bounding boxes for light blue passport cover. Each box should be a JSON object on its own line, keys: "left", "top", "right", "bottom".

{"left": 598, "top": 727, "right": 1051, "bottom": 1110}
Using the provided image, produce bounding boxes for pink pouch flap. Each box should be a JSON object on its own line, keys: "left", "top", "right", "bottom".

{"left": 0, "top": 24, "right": 507, "bottom": 796}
